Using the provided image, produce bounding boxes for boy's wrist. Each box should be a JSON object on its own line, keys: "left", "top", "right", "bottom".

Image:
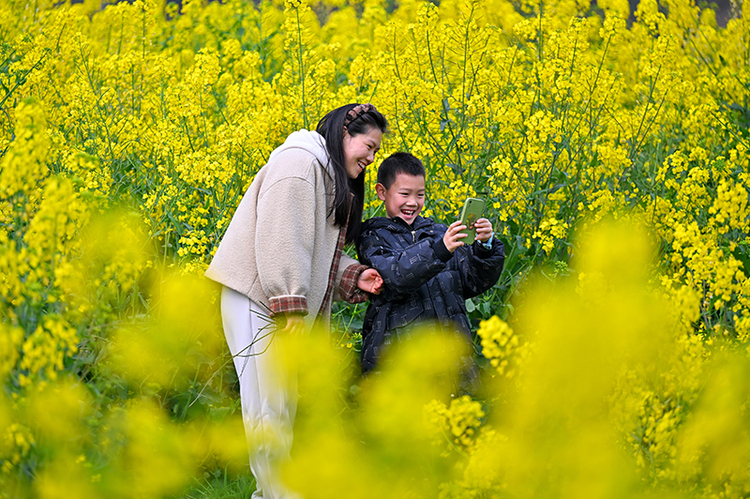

{"left": 478, "top": 233, "right": 494, "bottom": 249}
{"left": 433, "top": 238, "right": 454, "bottom": 262}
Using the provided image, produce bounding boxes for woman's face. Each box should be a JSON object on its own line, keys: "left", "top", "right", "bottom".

{"left": 342, "top": 126, "right": 383, "bottom": 179}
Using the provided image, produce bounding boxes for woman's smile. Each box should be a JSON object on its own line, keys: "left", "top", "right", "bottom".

{"left": 343, "top": 127, "right": 383, "bottom": 179}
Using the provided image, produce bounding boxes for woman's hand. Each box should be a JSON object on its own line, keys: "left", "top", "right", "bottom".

{"left": 358, "top": 268, "right": 383, "bottom": 294}
{"left": 474, "top": 218, "right": 494, "bottom": 243}
{"left": 280, "top": 313, "right": 306, "bottom": 335}
{"left": 443, "top": 220, "right": 468, "bottom": 253}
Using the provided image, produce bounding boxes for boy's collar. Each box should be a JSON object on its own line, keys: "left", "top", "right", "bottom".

{"left": 389, "top": 214, "right": 427, "bottom": 229}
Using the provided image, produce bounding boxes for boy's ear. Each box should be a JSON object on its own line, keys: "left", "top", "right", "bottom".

{"left": 375, "top": 183, "right": 387, "bottom": 201}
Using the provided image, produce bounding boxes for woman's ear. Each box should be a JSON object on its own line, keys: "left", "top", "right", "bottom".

{"left": 375, "top": 183, "right": 387, "bottom": 201}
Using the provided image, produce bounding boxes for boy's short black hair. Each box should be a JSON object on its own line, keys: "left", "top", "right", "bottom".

{"left": 377, "top": 152, "right": 426, "bottom": 189}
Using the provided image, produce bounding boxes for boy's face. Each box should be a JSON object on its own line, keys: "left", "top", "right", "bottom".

{"left": 376, "top": 173, "right": 425, "bottom": 225}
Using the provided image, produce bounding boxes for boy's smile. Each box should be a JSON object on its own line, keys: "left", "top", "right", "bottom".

{"left": 376, "top": 172, "right": 425, "bottom": 225}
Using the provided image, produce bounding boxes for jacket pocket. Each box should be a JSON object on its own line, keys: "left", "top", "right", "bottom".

{"left": 386, "top": 294, "right": 424, "bottom": 330}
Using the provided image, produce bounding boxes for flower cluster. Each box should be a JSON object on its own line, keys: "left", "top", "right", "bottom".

{"left": 477, "top": 316, "right": 521, "bottom": 377}
{"left": 425, "top": 395, "right": 486, "bottom": 451}
{"left": 1, "top": 0, "right": 749, "bottom": 497}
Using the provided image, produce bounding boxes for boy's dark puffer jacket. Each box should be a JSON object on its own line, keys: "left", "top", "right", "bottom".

{"left": 356, "top": 215, "right": 505, "bottom": 373}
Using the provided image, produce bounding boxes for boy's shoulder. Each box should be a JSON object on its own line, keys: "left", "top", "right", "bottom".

{"left": 361, "top": 215, "right": 443, "bottom": 235}
{"left": 358, "top": 216, "right": 445, "bottom": 252}
{"left": 360, "top": 216, "right": 401, "bottom": 237}
{"left": 358, "top": 217, "right": 399, "bottom": 248}
{"left": 416, "top": 215, "right": 445, "bottom": 230}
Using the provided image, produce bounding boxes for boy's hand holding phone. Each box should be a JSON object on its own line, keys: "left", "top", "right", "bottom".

{"left": 443, "top": 198, "right": 493, "bottom": 253}
{"left": 473, "top": 218, "right": 493, "bottom": 243}
{"left": 444, "top": 218, "right": 493, "bottom": 253}
{"left": 444, "top": 221, "right": 468, "bottom": 253}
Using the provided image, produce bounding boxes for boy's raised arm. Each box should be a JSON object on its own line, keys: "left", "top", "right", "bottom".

{"left": 357, "top": 229, "right": 452, "bottom": 301}
{"left": 459, "top": 230, "right": 506, "bottom": 298}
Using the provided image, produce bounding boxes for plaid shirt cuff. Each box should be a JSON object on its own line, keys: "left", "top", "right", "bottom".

{"left": 339, "top": 264, "right": 369, "bottom": 303}
{"left": 269, "top": 295, "right": 308, "bottom": 316}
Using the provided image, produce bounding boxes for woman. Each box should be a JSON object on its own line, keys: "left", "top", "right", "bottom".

{"left": 205, "top": 103, "right": 388, "bottom": 499}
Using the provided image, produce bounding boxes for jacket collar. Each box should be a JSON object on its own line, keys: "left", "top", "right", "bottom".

{"left": 362, "top": 215, "right": 433, "bottom": 233}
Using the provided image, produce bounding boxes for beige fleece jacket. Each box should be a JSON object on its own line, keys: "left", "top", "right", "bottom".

{"left": 205, "top": 130, "right": 359, "bottom": 326}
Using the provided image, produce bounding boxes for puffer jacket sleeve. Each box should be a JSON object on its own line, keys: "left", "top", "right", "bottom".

{"left": 457, "top": 237, "right": 506, "bottom": 299}
{"left": 357, "top": 226, "right": 454, "bottom": 301}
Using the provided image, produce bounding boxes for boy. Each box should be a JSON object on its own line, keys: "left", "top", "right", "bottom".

{"left": 356, "top": 152, "right": 505, "bottom": 376}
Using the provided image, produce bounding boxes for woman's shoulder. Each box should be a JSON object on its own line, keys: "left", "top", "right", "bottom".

{"left": 263, "top": 129, "right": 330, "bottom": 180}
{"left": 253, "top": 154, "right": 332, "bottom": 199}
{"left": 264, "top": 148, "right": 322, "bottom": 177}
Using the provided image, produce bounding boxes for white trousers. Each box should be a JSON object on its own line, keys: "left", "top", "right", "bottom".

{"left": 220, "top": 286, "right": 300, "bottom": 499}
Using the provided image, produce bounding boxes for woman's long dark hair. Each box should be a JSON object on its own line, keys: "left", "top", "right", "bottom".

{"left": 316, "top": 104, "right": 388, "bottom": 243}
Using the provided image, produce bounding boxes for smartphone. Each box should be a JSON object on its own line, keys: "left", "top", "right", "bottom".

{"left": 458, "top": 198, "right": 485, "bottom": 245}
